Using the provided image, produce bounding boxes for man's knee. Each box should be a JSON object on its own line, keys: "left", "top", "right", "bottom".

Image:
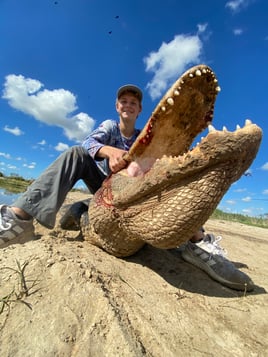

{"left": 62, "top": 146, "right": 88, "bottom": 161}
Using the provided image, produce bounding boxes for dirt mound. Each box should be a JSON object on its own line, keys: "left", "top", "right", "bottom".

{"left": 0, "top": 192, "right": 267, "bottom": 356}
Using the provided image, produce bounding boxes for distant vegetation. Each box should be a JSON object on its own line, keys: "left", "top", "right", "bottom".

{"left": 1, "top": 173, "right": 268, "bottom": 229}
{"left": 0, "top": 173, "right": 86, "bottom": 194}
{"left": 0, "top": 173, "right": 33, "bottom": 193}
{"left": 211, "top": 209, "right": 268, "bottom": 229}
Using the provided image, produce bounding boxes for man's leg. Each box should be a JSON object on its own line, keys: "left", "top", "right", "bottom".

{"left": 0, "top": 146, "right": 105, "bottom": 247}
{"left": 13, "top": 146, "right": 105, "bottom": 228}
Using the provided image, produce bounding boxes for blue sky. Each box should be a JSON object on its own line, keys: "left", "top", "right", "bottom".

{"left": 0, "top": 0, "right": 268, "bottom": 217}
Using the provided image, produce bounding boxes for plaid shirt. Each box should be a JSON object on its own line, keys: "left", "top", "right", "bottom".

{"left": 82, "top": 119, "right": 140, "bottom": 176}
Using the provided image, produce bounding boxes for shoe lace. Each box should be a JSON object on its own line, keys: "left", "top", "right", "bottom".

{"left": 203, "top": 234, "right": 227, "bottom": 257}
{"left": 0, "top": 206, "right": 12, "bottom": 231}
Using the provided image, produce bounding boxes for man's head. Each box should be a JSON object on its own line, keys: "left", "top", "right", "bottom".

{"left": 117, "top": 84, "right": 143, "bottom": 103}
{"left": 116, "top": 84, "right": 143, "bottom": 121}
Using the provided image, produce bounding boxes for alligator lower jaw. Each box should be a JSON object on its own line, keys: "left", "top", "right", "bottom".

{"left": 106, "top": 119, "right": 262, "bottom": 207}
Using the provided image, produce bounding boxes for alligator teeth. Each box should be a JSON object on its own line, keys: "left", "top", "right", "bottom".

{"left": 174, "top": 89, "right": 180, "bottom": 96}
{"left": 206, "top": 121, "right": 253, "bottom": 134}
{"left": 208, "top": 124, "right": 216, "bottom": 132}
{"left": 215, "top": 86, "right": 221, "bottom": 92}
{"left": 189, "top": 73, "right": 194, "bottom": 78}
{"left": 161, "top": 106, "right": 166, "bottom": 112}
{"left": 195, "top": 69, "right": 202, "bottom": 76}
{"left": 202, "top": 68, "right": 207, "bottom": 73}
{"left": 167, "top": 97, "right": 174, "bottom": 106}
{"left": 214, "top": 79, "right": 218, "bottom": 83}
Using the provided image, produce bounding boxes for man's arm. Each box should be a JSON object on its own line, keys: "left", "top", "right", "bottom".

{"left": 97, "top": 146, "right": 128, "bottom": 173}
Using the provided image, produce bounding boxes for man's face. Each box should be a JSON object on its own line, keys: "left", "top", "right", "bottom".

{"left": 116, "top": 92, "right": 142, "bottom": 122}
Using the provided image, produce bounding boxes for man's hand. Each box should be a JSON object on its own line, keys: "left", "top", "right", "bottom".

{"left": 97, "top": 146, "right": 128, "bottom": 173}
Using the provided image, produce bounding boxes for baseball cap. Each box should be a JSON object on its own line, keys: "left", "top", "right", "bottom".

{"left": 117, "top": 84, "right": 143, "bottom": 102}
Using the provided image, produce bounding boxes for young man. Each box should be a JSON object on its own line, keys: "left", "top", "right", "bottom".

{"left": 0, "top": 85, "right": 254, "bottom": 291}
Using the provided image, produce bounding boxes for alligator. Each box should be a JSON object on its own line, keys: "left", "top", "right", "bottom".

{"left": 79, "top": 64, "right": 262, "bottom": 257}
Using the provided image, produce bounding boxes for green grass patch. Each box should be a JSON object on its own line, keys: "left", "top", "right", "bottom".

{"left": 211, "top": 209, "right": 268, "bottom": 229}
{"left": 0, "top": 177, "right": 31, "bottom": 193}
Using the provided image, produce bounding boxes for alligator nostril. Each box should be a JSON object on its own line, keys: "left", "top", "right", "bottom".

{"left": 166, "top": 171, "right": 171, "bottom": 179}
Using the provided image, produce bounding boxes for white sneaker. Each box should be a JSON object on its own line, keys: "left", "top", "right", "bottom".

{"left": 0, "top": 205, "right": 34, "bottom": 248}
{"left": 194, "top": 234, "right": 227, "bottom": 256}
{"left": 181, "top": 234, "right": 254, "bottom": 291}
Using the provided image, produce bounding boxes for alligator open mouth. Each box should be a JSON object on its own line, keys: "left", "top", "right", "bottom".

{"left": 82, "top": 65, "right": 262, "bottom": 257}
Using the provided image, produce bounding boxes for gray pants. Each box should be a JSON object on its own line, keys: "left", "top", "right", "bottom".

{"left": 13, "top": 146, "right": 106, "bottom": 229}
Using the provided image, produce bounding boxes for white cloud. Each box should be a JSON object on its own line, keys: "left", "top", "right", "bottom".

{"left": 261, "top": 162, "right": 268, "bottom": 170}
{"left": 0, "top": 152, "right": 11, "bottom": 159}
{"left": 55, "top": 142, "right": 69, "bottom": 152}
{"left": 38, "top": 139, "right": 46, "bottom": 145}
{"left": 225, "top": 0, "right": 254, "bottom": 13}
{"left": 197, "top": 23, "right": 208, "bottom": 34}
{"left": 226, "top": 199, "right": 236, "bottom": 205}
{"left": 262, "top": 189, "right": 268, "bottom": 195}
{"left": 233, "top": 28, "right": 243, "bottom": 35}
{"left": 2, "top": 74, "right": 95, "bottom": 142}
{"left": 7, "top": 164, "right": 17, "bottom": 170}
{"left": 242, "top": 196, "right": 251, "bottom": 202}
{"left": 3, "top": 125, "right": 24, "bottom": 136}
{"left": 23, "top": 162, "right": 36, "bottom": 169}
{"left": 144, "top": 33, "right": 203, "bottom": 100}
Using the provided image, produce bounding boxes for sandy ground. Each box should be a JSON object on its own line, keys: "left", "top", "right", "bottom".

{"left": 0, "top": 191, "right": 267, "bottom": 357}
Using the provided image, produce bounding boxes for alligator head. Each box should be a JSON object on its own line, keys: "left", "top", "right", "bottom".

{"left": 81, "top": 64, "right": 262, "bottom": 257}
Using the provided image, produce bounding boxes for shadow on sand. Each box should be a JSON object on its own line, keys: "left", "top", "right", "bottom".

{"left": 125, "top": 244, "right": 267, "bottom": 298}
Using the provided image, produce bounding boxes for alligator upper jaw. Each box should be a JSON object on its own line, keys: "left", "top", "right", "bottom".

{"left": 123, "top": 64, "right": 221, "bottom": 166}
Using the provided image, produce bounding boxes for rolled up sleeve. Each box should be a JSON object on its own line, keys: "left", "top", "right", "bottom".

{"left": 82, "top": 120, "right": 115, "bottom": 160}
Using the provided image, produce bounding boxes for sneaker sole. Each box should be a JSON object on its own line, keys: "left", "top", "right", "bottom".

{"left": 181, "top": 247, "right": 254, "bottom": 292}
